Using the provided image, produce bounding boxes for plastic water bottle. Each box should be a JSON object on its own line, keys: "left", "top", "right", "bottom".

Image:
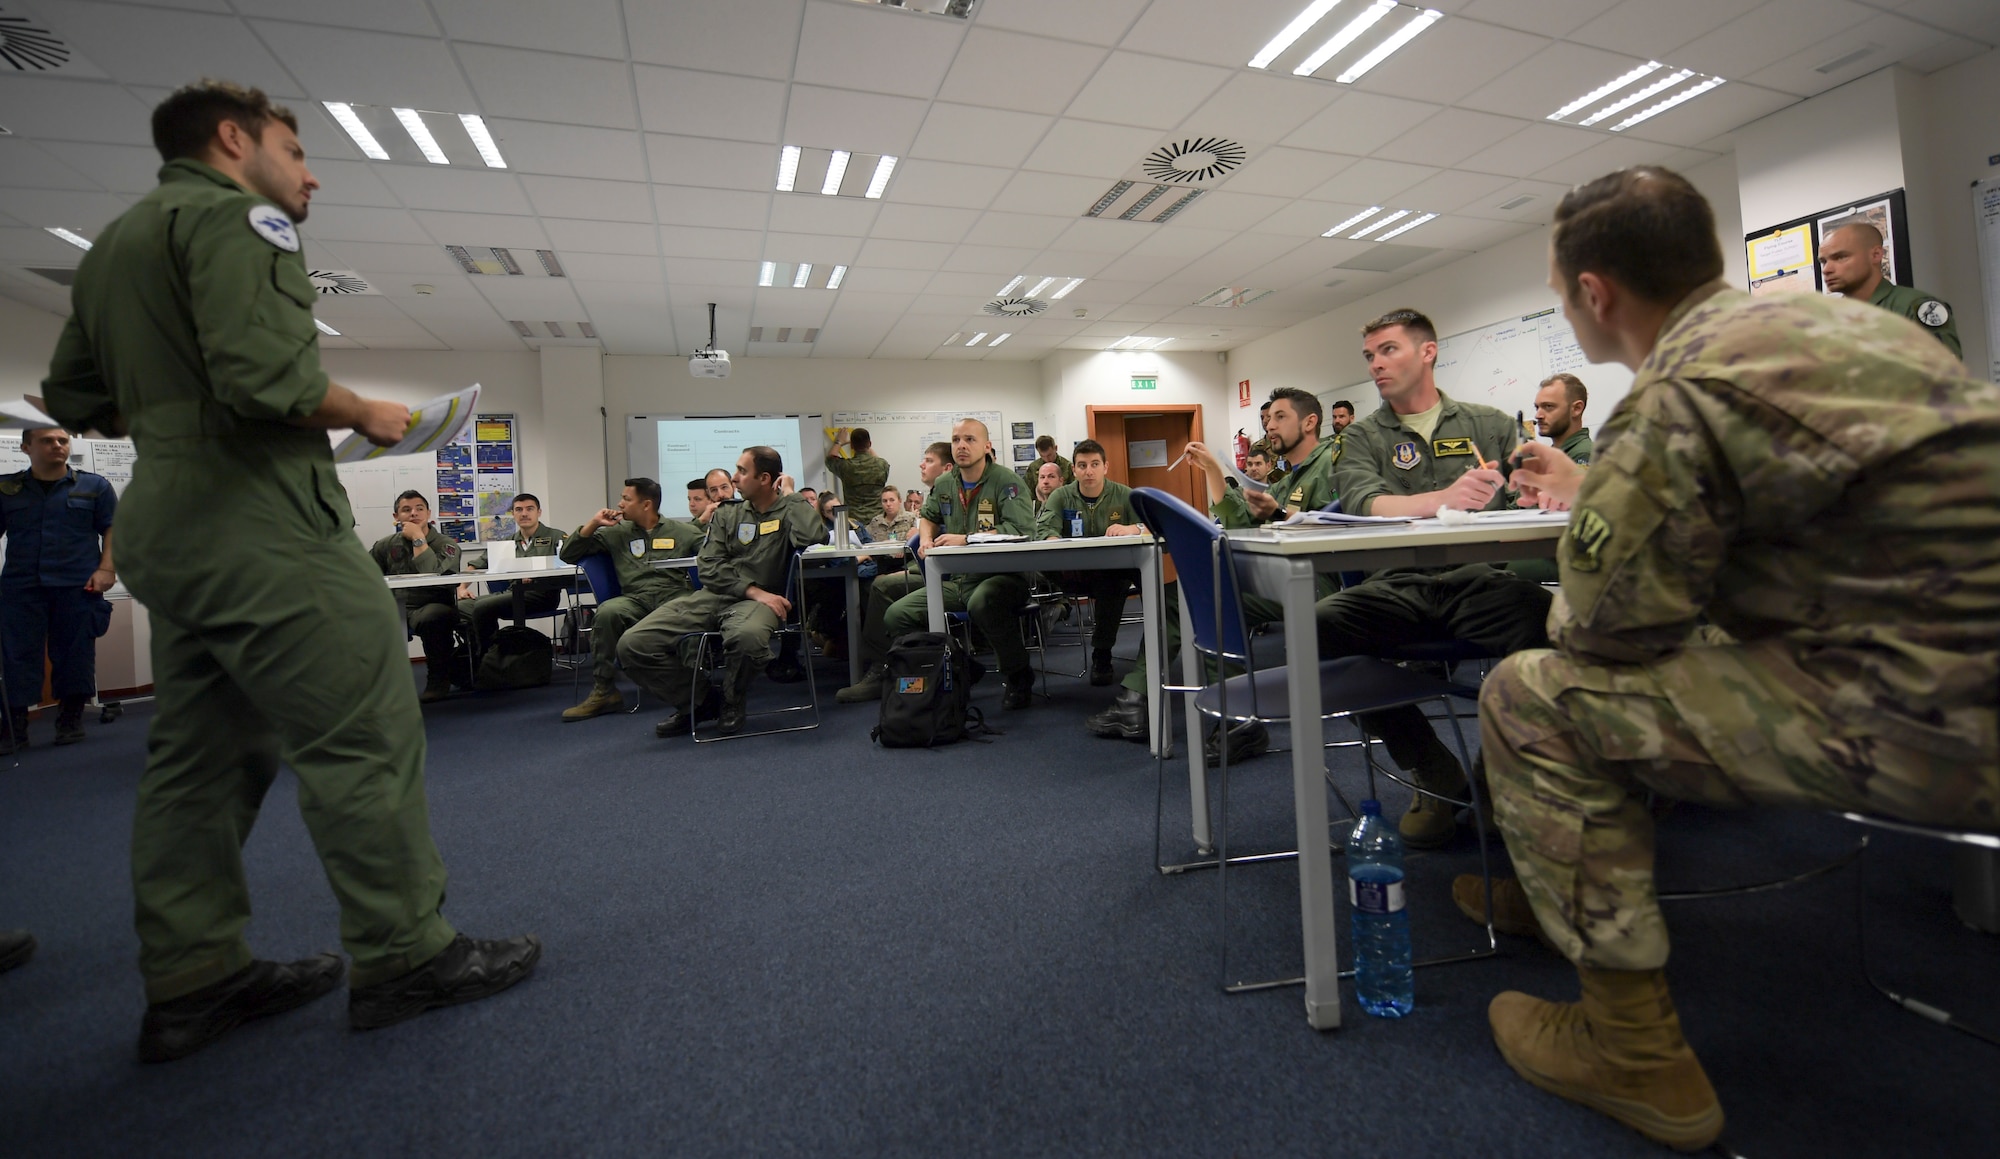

{"left": 1348, "top": 799, "right": 1414, "bottom": 1018}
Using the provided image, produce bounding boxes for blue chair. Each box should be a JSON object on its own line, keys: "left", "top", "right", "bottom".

{"left": 688, "top": 549, "right": 818, "bottom": 742}
{"left": 572, "top": 552, "right": 644, "bottom": 712}
{"left": 1126, "top": 486, "right": 1500, "bottom": 995}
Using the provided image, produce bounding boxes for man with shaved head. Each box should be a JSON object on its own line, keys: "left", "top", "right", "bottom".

{"left": 1818, "top": 218, "right": 1960, "bottom": 356}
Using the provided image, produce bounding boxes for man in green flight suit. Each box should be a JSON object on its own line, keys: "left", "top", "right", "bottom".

{"left": 1508, "top": 372, "right": 1593, "bottom": 585}
{"left": 824, "top": 426, "right": 891, "bottom": 526}
{"left": 835, "top": 440, "right": 950, "bottom": 703}
{"left": 1035, "top": 438, "right": 1145, "bottom": 686}
{"left": 1819, "top": 218, "right": 1961, "bottom": 357}
{"left": 559, "top": 476, "right": 701, "bottom": 721}
{"left": 367, "top": 490, "right": 462, "bottom": 703}
{"left": 456, "top": 492, "right": 567, "bottom": 660}
{"left": 1030, "top": 434, "right": 1074, "bottom": 485}
{"left": 1462, "top": 166, "right": 2000, "bottom": 1152}
{"left": 1086, "top": 388, "right": 1337, "bottom": 764}
{"left": 40, "top": 81, "right": 538, "bottom": 1061}
{"left": 619, "top": 446, "right": 825, "bottom": 736}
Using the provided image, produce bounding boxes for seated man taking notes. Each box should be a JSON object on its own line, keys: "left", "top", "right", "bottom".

{"left": 1035, "top": 438, "right": 1143, "bottom": 686}
{"left": 558, "top": 477, "right": 701, "bottom": 721}
{"left": 456, "top": 493, "right": 565, "bottom": 660}
{"left": 368, "top": 490, "right": 461, "bottom": 704}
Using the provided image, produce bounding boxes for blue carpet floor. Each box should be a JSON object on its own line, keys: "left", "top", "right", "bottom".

{"left": 1, "top": 631, "right": 1994, "bottom": 1158}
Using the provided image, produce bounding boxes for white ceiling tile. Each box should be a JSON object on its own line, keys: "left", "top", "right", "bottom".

{"left": 925, "top": 271, "right": 1007, "bottom": 297}
{"left": 1, "top": 139, "right": 114, "bottom": 192}
{"left": 229, "top": 0, "right": 438, "bottom": 35}
{"left": 294, "top": 205, "right": 434, "bottom": 246}
{"left": 1532, "top": 134, "right": 1687, "bottom": 184}
{"left": 303, "top": 160, "right": 403, "bottom": 208}
{"left": 1164, "top": 190, "right": 1289, "bottom": 231}
{"left": 542, "top": 218, "right": 660, "bottom": 255}
{"left": 250, "top": 22, "right": 478, "bottom": 110}
{"left": 454, "top": 43, "right": 637, "bottom": 129}
{"left": 1383, "top": 214, "right": 1530, "bottom": 251}
{"left": 942, "top": 243, "right": 1043, "bottom": 274}
{"left": 1128, "top": 224, "right": 1234, "bottom": 261}
{"left": 938, "top": 28, "right": 1109, "bottom": 116}
{"left": 869, "top": 204, "right": 981, "bottom": 243}
{"left": 880, "top": 160, "right": 1014, "bottom": 209}
{"left": 1897, "top": 37, "right": 1987, "bottom": 75}
{"left": 1169, "top": 231, "right": 1308, "bottom": 280}
{"left": 1455, "top": 178, "right": 1574, "bottom": 223}
{"left": 1173, "top": 71, "right": 1340, "bottom": 143}
{"left": 1567, "top": 0, "right": 1763, "bottom": 58}
{"left": 988, "top": 170, "right": 1109, "bottom": 217}
{"left": 1615, "top": 81, "right": 1798, "bottom": 148}
{"left": 574, "top": 281, "right": 668, "bottom": 308}
{"left": 976, "top": 0, "right": 1150, "bottom": 46}
{"left": 1347, "top": 17, "right": 1548, "bottom": 106}
{"left": 1461, "top": 41, "right": 1653, "bottom": 122}
{"left": 625, "top": 0, "right": 806, "bottom": 79}
{"left": 429, "top": 0, "right": 626, "bottom": 58}
{"left": 412, "top": 210, "right": 550, "bottom": 249}
{"left": 519, "top": 176, "right": 654, "bottom": 223}
{"left": 1218, "top": 147, "right": 1357, "bottom": 198}
{"left": 1673, "top": 0, "right": 1874, "bottom": 82}
{"left": 962, "top": 212, "right": 1071, "bottom": 249}
{"left": 1020, "top": 119, "right": 1162, "bottom": 179}
{"left": 793, "top": 0, "right": 967, "bottom": 99}
{"left": 902, "top": 292, "right": 988, "bottom": 316}
{"left": 1457, "top": 122, "right": 1602, "bottom": 179}
{"left": 0, "top": 224, "right": 100, "bottom": 264}
{"left": 658, "top": 225, "right": 764, "bottom": 261}
{"left": 783, "top": 86, "right": 931, "bottom": 156}
{"left": 910, "top": 103, "right": 1055, "bottom": 168}
{"left": 473, "top": 276, "right": 584, "bottom": 313}
{"left": 44, "top": 3, "right": 295, "bottom": 91}
{"left": 1118, "top": 0, "right": 1321, "bottom": 68}
{"left": 1061, "top": 52, "right": 1233, "bottom": 130}
{"left": 376, "top": 167, "right": 533, "bottom": 214}
{"left": 836, "top": 268, "right": 933, "bottom": 293}
{"left": 1745, "top": 13, "right": 1956, "bottom": 98}
{"left": 856, "top": 238, "right": 957, "bottom": 269}
{"left": 1392, "top": 169, "right": 1516, "bottom": 214}
{"left": 1375, "top": 109, "right": 1532, "bottom": 167}
{"left": 1455, "top": 0, "right": 1623, "bottom": 37}
{"left": 762, "top": 232, "right": 862, "bottom": 265}
{"left": 1244, "top": 238, "right": 1374, "bottom": 286}
{"left": 663, "top": 260, "right": 761, "bottom": 286}
{"left": 1282, "top": 92, "right": 1442, "bottom": 156}
{"left": 645, "top": 134, "right": 779, "bottom": 192}
{"left": 1896, "top": 0, "right": 2000, "bottom": 42}
{"left": 1246, "top": 198, "right": 1370, "bottom": 238}
{"left": 1050, "top": 217, "right": 1151, "bottom": 254}
{"left": 0, "top": 76, "right": 155, "bottom": 145}
{"left": 767, "top": 195, "right": 881, "bottom": 237}
{"left": 633, "top": 67, "right": 788, "bottom": 142}
{"left": 827, "top": 289, "right": 920, "bottom": 315}
{"left": 333, "top": 241, "right": 467, "bottom": 277}
{"left": 489, "top": 121, "right": 646, "bottom": 180}
{"left": 654, "top": 184, "right": 771, "bottom": 231}
{"left": 1310, "top": 158, "right": 1442, "bottom": 204}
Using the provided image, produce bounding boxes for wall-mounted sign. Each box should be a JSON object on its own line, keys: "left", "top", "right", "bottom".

{"left": 1131, "top": 375, "right": 1157, "bottom": 391}
{"left": 1238, "top": 379, "right": 1252, "bottom": 406}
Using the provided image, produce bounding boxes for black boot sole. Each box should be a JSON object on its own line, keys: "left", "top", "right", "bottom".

{"left": 349, "top": 938, "right": 542, "bottom": 1032}
{"left": 138, "top": 954, "right": 344, "bottom": 1063}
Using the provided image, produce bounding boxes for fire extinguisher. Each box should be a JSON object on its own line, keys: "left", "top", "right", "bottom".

{"left": 1234, "top": 429, "right": 1251, "bottom": 470}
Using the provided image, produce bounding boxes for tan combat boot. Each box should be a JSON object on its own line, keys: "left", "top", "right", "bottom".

{"left": 1452, "top": 874, "right": 1559, "bottom": 951}
{"left": 561, "top": 683, "right": 623, "bottom": 722}
{"left": 1398, "top": 751, "right": 1466, "bottom": 849}
{"left": 1489, "top": 967, "right": 1724, "bottom": 1152}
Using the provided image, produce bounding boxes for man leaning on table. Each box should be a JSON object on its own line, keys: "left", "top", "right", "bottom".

{"left": 456, "top": 493, "right": 566, "bottom": 660}
{"left": 1035, "top": 439, "right": 1144, "bottom": 687}
{"left": 368, "top": 490, "right": 462, "bottom": 704}
{"left": 558, "top": 477, "right": 701, "bottom": 721}
{"left": 1451, "top": 165, "right": 2000, "bottom": 1152}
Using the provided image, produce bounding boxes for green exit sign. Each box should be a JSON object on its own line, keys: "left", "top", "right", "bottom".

{"left": 1131, "top": 375, "right": 1157, "bottom": 391}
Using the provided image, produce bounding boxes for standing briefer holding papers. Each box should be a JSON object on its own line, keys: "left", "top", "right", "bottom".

{"left": 39, "top": 81, "right": 537, "bottom": 1062}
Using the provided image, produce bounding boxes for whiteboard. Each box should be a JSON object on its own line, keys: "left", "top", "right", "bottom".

{"left": 625, "top": 414, "right": 828, "bottom": 498}
{"left": 828, "top": 409, "right": 1005, "bottom": 494}
{"left": 1325, "top": 308, "right": 1634, "bottom": 438}
{"left": 336, "top": 457, "right": 446, "bottom": 548}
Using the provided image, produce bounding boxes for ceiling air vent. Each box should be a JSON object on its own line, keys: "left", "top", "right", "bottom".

{"left": 24, "top": 266, "right": 76, "bottom": 286}
{"left": 1141, "top": 137, "right": 1246, "bottom": 184}
{"left": 509, "top": 320, "right": 533, "bottom": 337}
{"left": 0, "top": 11, "right": 68, "bottom": 71}
{"left": 1083, "top": 180, "right": 1205, "bottom": 224}
{"left": 1496, "top": 194, "right": 1535, "bottom": 212}
{"left": 843, "top": 0, "right": 977, "bottom": 17}
{"left": 308, "top": 269, "right": 377, "bottom": 295}
{"left": 983, "top": 297, "right": 1047, "bottom": 317}
{"left": 446, "top": 245, "right": 566, "bottom": 277}
{"left": 748, "top": 326, "right": 820, "bottom": 343}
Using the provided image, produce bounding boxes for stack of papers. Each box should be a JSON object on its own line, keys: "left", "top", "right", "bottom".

{"left": 1434, "top": 507, "right": 1571, "bottom": 526}
{"left": 966, "top": 532, "right": 1029, "bottom": 543}
{"left": 1276, "top": 510, "right": 1412, "bottom": 528}
{"left": 333, "top": 384, "right": 481, "bottom": 463}
{"left": 0, "top": 398, "right": 59, "bottom": 430}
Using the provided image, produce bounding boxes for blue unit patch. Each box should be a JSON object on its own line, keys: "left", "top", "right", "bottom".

{"left": 1391, "top": 441, "right": 1421, "bottom": 471}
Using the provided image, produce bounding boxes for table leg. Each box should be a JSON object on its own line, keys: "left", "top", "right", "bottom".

{"left": 509, "top": 583, "right": 526, "bottom": 627}
{"left": 844, "top": 564, "right": 864, "bottom": 686}
{"left": 1138, "top": 550, "right": 1163, "bottom": 759}
{"left": 1180, "top": 591, "right": 1210, "bottom": 854}
{"left": 1280, "top": 556, "right": 1340, "bottom": 1030}
{"left": 924, "top": 561, "right": 946, "bottom": 634}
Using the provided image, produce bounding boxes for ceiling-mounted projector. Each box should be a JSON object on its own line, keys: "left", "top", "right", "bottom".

{"left": 689, "top": 301, "right": 731, "bottom": 378}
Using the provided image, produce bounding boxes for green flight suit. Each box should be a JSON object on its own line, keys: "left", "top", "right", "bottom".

{"left": 1869, "top": 278, "right": 1961, "bottom": 358}
{"left": 870, "top": 462, "right": 1036, "bottom": 679}
{"left": 559, "top": 515, "right": 701, "bottom": 689}
{"left": 1558, "top": 426, "right": 1594, "bottom": 465}
{"left": 618, "top": 493, "right": 824, "bottom": 707}
{"left": 1317, "top": 393, "right": 1554, "bottom": 778}
{"left": 458, "top": 524, "right": 566, "bottom": 654}
{"left": 40, "top": 158, "right": 455, "bottom": 1000}
{"left": 368, "top": 524, "right": 463, "bottom": 682}
{"left": 1509, "top": 427, "right": 1592, "bottom": 583}
{"left": 1033, "top": 452, "right": 1073, "bottom": 484}
{"left": 1037, "top": 479, "right": 1140, "bottom": 654}
{"left": 824, "top": 448, "right": 892, "bottom": 525}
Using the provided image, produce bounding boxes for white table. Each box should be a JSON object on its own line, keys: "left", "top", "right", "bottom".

{"left": 921, "top": 535, "right": 1165, "bottom": 754}
{"left": 1197, "top": 517, "right": 1567, "bottom": 1031}
{"left": 801, "top": 542, "right": 911, "bottom": 685}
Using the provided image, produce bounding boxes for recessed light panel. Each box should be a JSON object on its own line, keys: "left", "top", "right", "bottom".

{"left": 1547, "top": 62, "right": 1729, "bottom": 133}
{"left": 1246, "top": 1, "right": 1440, "bottom": 82}
{"left": 775, "top": 145, "right": 898, "bottom": 199}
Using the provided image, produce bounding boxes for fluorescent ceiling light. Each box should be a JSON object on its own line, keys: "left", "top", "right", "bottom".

{"left": 322, "top": 101, "right": 389, "bottom": 160}
{"left": 1374, "top": 211, "right": 1436, "bottom": 241}
{"left": 945, "top": 332, "right": 964, "bottom": 345}
{"left": 1050, "top": 277, "right": 1085, "bottom": 300}
{"left": 1294, "top": 0, "right": 1392, "bottom": 77}
{"left": 827, "top": 265, "right": 848, "bottom": 289}
{"left": 44, "top": 226, "right": 91, "bottom": 250}
{"left": 1611, "top": 76, "right": 1726, "bottom": 131}
{"left": 393, "top": 108, "right": 449, "bottom": 165}
{"left": 314, "top": 318, "right": 341, "bottom": 336}
{"left": 967, "top": 331, "right": 988, "bottom": 346}
{"left": 988, "top": 333, "right": 1010, "bottom": 347}
{"left": 1249, "top": 0, "right": 1344, "bottom": 69}
{"left": 1025, "top": 276, "right": 1057, "bottom": 298}
{"left": 1336, "top": 7, "right": 1441, "bottom": 83}
{"left": 1114, "top": 336, "right": 1167, "bottom": 350}
{"left": 1350, "top": 209, "right": 1409, "bottom": 238}
{"left": 776, "top": 145, "right": 801, "bottom": 192}
{"left": 1548, "top": 61, "right": 1662, "bottom": 121}
{"left": 865, "top": 155, "right": 897, "bottom": 198}
{"left": 821, "top": 149, "right": 851, "bottom": 196}
{"left": 1322, "top": 206, "right": 1382, "bottom": 236}
{"left": 996, "top": 275, "right": 1026, "bottom": 296}
{"left": 1579, "top": 68, "right": 1692, "bottom": 127}
{"left": 458, "top": 114, "right": 506, "bottom": 168}
{"left": 759, "top": 261, "right": 777, "bottom": 287}
{"left": 793, "top": 263, "right": 813, "bottom": 289}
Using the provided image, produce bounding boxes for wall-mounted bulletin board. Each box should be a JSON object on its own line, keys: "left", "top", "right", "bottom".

{"left": 1744, "top": 187, "right": 1912, "bottom": 297}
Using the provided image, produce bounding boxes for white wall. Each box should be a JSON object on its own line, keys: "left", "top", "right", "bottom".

{"left": 1734, "top": 68, "right": 1912, "bottom": 236}
{"left": 1914, "top": 49, "right": 2000, "bottom": 377}
{"left": 1038, "top": 348, "right": 1231, "bottom": 452}
{"left": 0, "top": 294, "right": 67, "bottom": 399}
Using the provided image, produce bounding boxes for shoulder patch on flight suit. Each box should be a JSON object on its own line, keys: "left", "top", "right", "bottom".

{"left": 1432, "top": 437, "right": 1475, "bottom": 457}
{"left": 0, "top": 479, "right": 19, "bottom": 496}
{"left": 247, "top": 205, "right": 299, "bottom": 252}
{"left": 737, "top": 522, "right": 756, "bottom": 545}
{"left": 629, "top": 539, "right": 646, "bottom": 556}
{"left": 1568, "top": 507, "right": 1612, "bottom": 572}
{"left": 1916, "top": 300, "right": 1950, "bottom": 327}
{"left": 1391, "top": 442, "right": 1421, "bottom": 470}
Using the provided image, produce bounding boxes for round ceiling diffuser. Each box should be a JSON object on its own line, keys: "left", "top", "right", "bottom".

{"left": 984, "top": 297, "right": 1048, "bottom": 317}
{"left": 308, "top": 270, "right": 372, "bottom": 295}
{"left": 0, "top": 14, "right": 69, "bottom": 71}
{"left": 1142, "top": 137, "right": 1246, "bottom": 183}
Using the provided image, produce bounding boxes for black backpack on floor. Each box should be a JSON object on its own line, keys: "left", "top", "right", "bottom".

{"left": 871, "top": 631, "right": 990, "bottom": 747}
{"left": 475, "top": 626, "right": 554, "bottom": 690}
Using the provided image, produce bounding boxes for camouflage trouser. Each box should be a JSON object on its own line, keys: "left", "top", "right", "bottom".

{"left": 1480, "top": 638, "right": 2000, "bottom": 971}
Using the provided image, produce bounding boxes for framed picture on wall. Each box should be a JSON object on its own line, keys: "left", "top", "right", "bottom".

{"left": 1744, "top": 187, "right": 1913, "bottom": 297}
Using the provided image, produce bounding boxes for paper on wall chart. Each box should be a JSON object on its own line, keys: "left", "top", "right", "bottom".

{"left": 0, "top": 398, "right": 60, "bottom": 430}
{"left": 333, "top": 383, "right": 481, "bottom": 464}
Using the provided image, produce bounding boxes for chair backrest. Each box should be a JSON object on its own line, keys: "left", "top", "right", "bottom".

{"left": 576, "top": 552, "right": 621, "bottom": 601}
{"left": 1128, "top": 487, "right": 1250, "bottom": 662}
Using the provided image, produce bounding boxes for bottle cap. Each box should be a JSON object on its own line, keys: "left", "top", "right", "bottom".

{"left": 1359, "top": 799, "right": 1381, "bottom": 816}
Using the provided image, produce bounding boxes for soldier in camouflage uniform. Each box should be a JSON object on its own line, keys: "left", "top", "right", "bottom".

{"left": 1818, "top": 218, "right": 1961, "bottom": 357}
{"left": 823, "top": 426, "right": 892, "bottom": 526}
{"left": 1459, "top": 168, "right": 2000, "bottom": 1153}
